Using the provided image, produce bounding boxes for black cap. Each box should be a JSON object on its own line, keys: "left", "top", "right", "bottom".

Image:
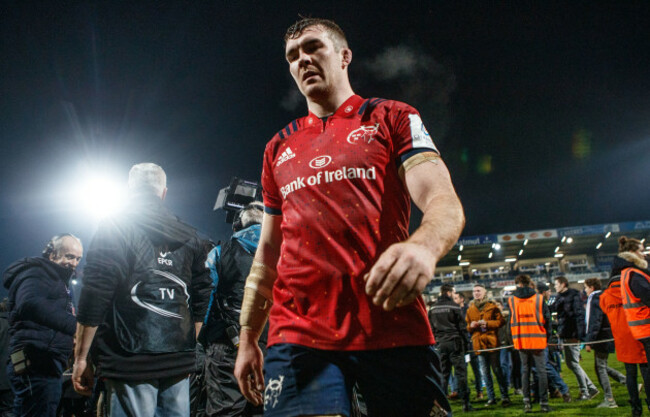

{"left": 537, "top": 282, "right": 550, "bottom": 293}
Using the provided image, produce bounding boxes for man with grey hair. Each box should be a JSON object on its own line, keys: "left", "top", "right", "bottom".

{"left": 3, "top": 234, "right": 82, "bottom": 416}
{"left": 128, "top": 162, "right": 167, "bottom": 198}
{"left": 72, "top": 162, "right": 213, "bottom": 416}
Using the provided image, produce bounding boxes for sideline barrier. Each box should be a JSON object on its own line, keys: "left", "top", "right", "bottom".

{"left": 468, "top": 337, "right": 614, "bottom": 354}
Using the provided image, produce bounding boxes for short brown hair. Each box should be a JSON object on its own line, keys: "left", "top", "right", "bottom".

{"left": 440, "top": 284, "right": 454, "bottom": 296}
{"left": 584, "top": 278, "right": 602, "bottom": 291}
{"left": 515, "top": 274, "right": 532, "bottom": 286}
{"left": 284, "top": 17, "right": 348, "bottom": 51}
{"left": 554, "top": 276, "right": 569, "bottom": 287}
{"left": 619, "top": 236, "right": 643, "bottom": 253}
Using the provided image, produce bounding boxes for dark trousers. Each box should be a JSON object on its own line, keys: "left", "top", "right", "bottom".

{"left": 438, "top": 339, "right": 469, "bottom": 401}
{"left": 519, "top": 349, "right": 548, "bottom": 405}
{"left": 478, "top": 351, "right": 509, "bottom": 401}
{"left": 625, "top": 363, "right": 650, "bottom": 413}
{"left": 7, "top": 364, "right": 61, "bottom": 417}
{"left": 511, "top": 349, "right": 522, "bottom": 390}
{"left": 641, "top": 338, "right": 650, "bottom": 366}
{"left": 204, "top": 342, "right": 264, "bottom": 417}
{"left": 469, "top": 352, "right": 483, "bottom": 394}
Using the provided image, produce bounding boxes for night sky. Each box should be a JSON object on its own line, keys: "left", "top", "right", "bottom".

{"left": 1, "top": 2, "right": 649, "bottom": 272}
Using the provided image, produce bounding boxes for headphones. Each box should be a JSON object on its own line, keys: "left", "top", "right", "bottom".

{"left": 42, "top": 233, "right": 76, "bottom": 258}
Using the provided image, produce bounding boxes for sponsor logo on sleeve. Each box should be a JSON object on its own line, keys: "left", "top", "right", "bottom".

{"left": 408, "top": 114, "right": 438, "bottom": 152}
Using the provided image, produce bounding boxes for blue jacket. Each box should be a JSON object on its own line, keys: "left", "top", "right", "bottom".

{"left": 3, "top": 256, "right": 76, "bottom": 375}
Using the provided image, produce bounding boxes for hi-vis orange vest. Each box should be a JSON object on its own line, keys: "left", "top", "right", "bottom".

{"left": 621, "top": 267, "right": 650, "bottom": 340}
{"left": 508, "top": 293, "right": 547, "bottom": 350}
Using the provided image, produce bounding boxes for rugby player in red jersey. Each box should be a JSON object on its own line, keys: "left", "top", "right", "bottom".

{"left": 234, "top": 17, "right": 465, "bottom": 417}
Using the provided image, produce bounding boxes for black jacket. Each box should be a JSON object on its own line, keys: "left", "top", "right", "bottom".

{"left": 550, "top": 287, "right": 586, "bottom": 340}
{"left": 611, "top": 252, "right": 650, "bottom": 307}
{"left": 585, "top": 291, "right": 614, "bottom": 353}
{"left": 510, "top": 286, "right": 552, "bottom": 340}
{"left": 76, "top": 193, "right": 213, "bottom": 380}
{"left": 3, "top": 257, "right": 76, "bottom": 375}
{"left": 428, "top": 294, "right": 465, "bottom": 346}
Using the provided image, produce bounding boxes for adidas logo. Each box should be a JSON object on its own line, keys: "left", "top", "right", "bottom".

{"left": 276, "top": 147, "right": 296, "bottom": 167}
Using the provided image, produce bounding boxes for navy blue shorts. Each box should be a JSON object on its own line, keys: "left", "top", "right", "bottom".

{"left": 263, "top": 343, "right": 449, "bottom": 417}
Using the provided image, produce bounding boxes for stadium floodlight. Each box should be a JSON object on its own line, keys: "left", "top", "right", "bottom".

{"left": 566, "top": 237, "right": 574, "bottom": 244}
{"left": 505, "top": 257, "right": 517, "bottom": 262}
{"left": 75, "top": 175, "right": 127, "bottom": 220}
{"left": 459, "top": 261, "right": 470, "bottom": 266}
{"left": 493, "top": 243, "right": 501, "bottom": 250}
{"left": 561, "top": 236, "right": 567, "bottom": 243}
{"left": 605, "top": 231, "right": 612, "bottom": 239}
{"left": 554, "top": 246, "right": 560, "bottom": 253}
{"left": 523, "top": 239, "right": 528, "bottom": 246}
{"left": 459, "top": 245, "right": 464, "bottom": 251}
{"left": 642, "top": 238, "right": 647, "bottom": 244}
{"left": 488, "top": 252, "right": 493, "bottom": 259}
{"left": 503, "top": 285, "right": 516, "bottom": 291}
{"left": 596, "top": 242, "right": 603, "bottom": 249}
{"left": 457, "top": 254, "right": 462, "bottom": 261}
{"left": 554, "top": 253, "right": 564, "bottom": 258}
{"left": 519, "top": 249, "right": 524, "bottom": 256}
{"left": 578, "top": 280, "right": 585, "bottom": 283}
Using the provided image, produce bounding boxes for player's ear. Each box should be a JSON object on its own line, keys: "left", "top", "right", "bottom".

{"left": 341, "top": 48, "right": 352, "bottom": 69}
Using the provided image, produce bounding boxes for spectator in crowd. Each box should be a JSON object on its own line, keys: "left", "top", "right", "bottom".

{"left": 72, "top": 162, "right": 213, "bottom": 416}
{"left": 429, "top": 284, "right": 473, "bottom": 412}
{"left": 455, "top": 292, "right": 485, "bottom": 399}
{"left": 584, "top": 277, "right": 624, "bottom": 409}
{"left": 619, "top": 236, "right": 650, "bottom": 365}
{"left": 201, "top": 201, "right": 266, "bottom": 417}
{"left": 508, "top": 274, "right": 552, "bottom": 413}
{"left": 536, "top": 283, "right": 571, "bottom": 403}
{"left": 466, "top": 284, "right": 510, "bottom": 407}
{"left": 603, "top": 240, "right": 650, "bottom": 417}
{"left": 3, "top": 234, "right": 82, "bottom": 416}
{"left": 494, "top": 301, "right": 513, "bottom": 395}
{"left": 551, "top": 275, "right": 599, "bottom": 400}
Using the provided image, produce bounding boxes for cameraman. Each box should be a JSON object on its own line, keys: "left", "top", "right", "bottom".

{"left": 201, "top": 202, "right": 266, "bottom": 417}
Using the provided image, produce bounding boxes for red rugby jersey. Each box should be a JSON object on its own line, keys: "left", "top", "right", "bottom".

{"left": 261, "top": 94, "right": 438, "bottom": 350}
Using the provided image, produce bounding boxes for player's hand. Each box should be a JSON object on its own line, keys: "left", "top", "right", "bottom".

{"left": 470, "top": 321, "right": 479, "bottom": 329}
{"left": 72, "top": 358, "right": 94, "bottom": 396}
{"left": 364, "top": 241, "right": 436, "bottom": 311}
{"left": 235, "top": 335, "right": 265, "bottom": 406}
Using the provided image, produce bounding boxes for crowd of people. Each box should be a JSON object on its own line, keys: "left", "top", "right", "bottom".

{"left": 1, "top": 14, "right": 648, "bottom": 417}
{"left": 428, "top": 235, "right": 650, "bottom": 416}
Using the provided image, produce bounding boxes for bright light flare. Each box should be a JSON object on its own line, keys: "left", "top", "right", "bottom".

{"left": 76, "top": 175, "right": 127, "bottom": 220}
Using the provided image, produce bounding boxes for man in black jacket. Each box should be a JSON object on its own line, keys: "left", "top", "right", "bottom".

{"left": 551, "top": 276, "right": 598, "bottom": 401}
{"left": 429, "top": 284, "right": 473, "bottom": 412}
{"left": 3, "top": 234, "right": 83, "bottom": 416}
{"left": 71, "top": 163, "right": 213, "bottom": 416}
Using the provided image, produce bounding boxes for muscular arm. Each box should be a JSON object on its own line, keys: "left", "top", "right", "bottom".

{"left": 235, "top": 212, "right": 282, "bottom": 405}
{"left": 365, "top": 158, "right": 465, "bottom": 310}
{"left": 72, "top": 323, "right": 97, "bottom": 396}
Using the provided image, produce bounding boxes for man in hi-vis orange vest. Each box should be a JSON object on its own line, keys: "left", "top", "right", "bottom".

{"left": 618, "top": 236, "right": 650, "bottom": 366}
{"left": 508, "top": 274, "right": 552, "bottom": 413}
